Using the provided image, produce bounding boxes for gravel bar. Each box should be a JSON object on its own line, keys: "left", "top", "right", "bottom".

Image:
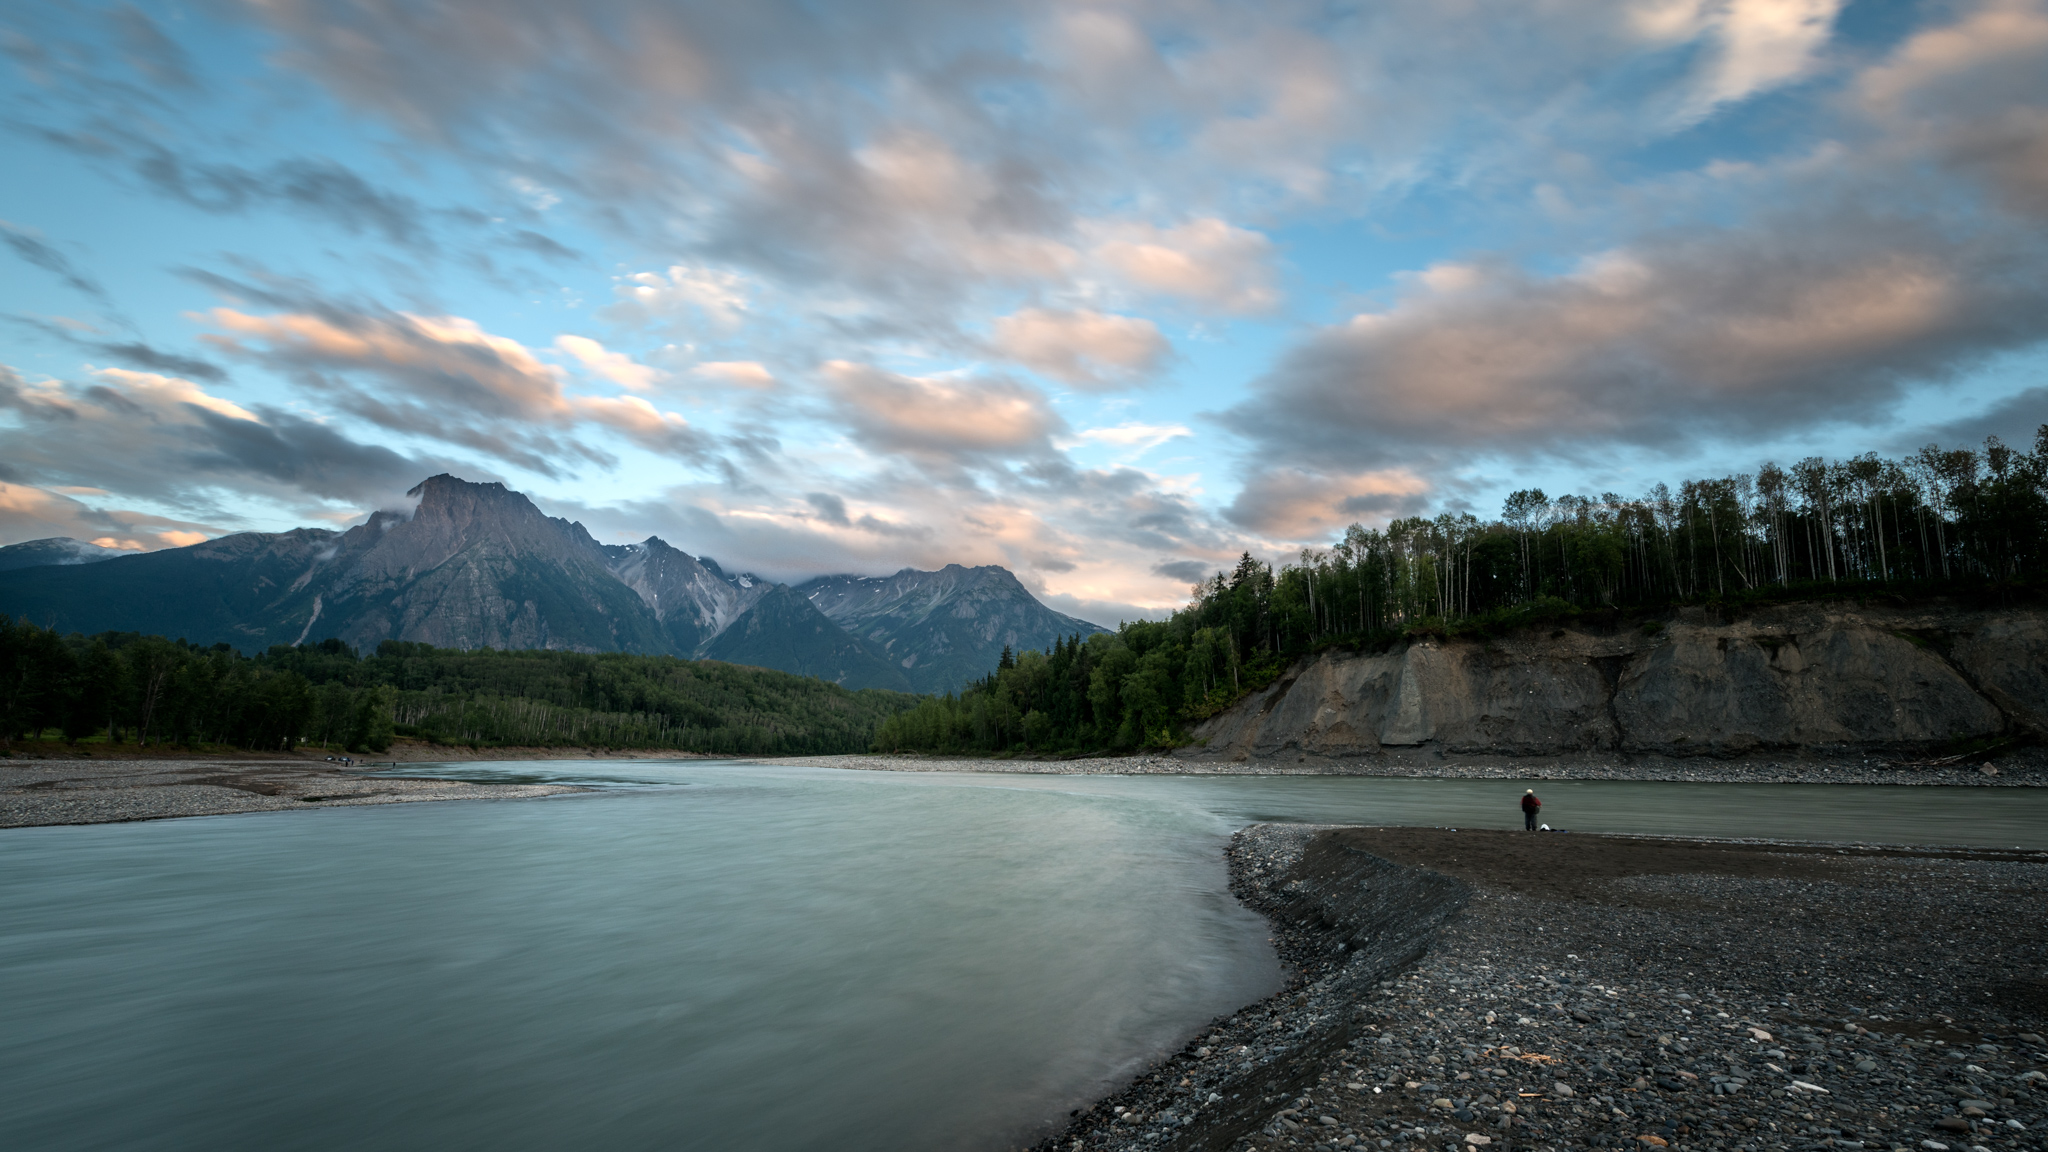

{"left": 0, "top": 759, "right": 590, "bottom": 829}
{"left": 1030, "top": 826, "right": 2048, "bottom": 1152}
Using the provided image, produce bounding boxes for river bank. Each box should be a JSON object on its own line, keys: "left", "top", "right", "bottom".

{"left": 10, "top": 740, "right": 2042, "bottom": 787}
{"left": 0, "top": 738, "right": 737, "bottom": 763}
{"left": 787, "top": 753, "right": 2048, "bottom": 788}
{"left": 1034, "top": 826, "right": 2048, "bottom": 1152}
{"left": 0, "top": 759, "right": 588, "bottom": 828}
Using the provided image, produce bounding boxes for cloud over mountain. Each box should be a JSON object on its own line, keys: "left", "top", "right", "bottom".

{"left": 4, "top": 0, "right": 2048, "bottom": 620}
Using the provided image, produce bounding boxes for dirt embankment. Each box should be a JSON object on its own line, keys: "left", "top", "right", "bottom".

{"left": 1187, "top": 601, "right": 2048, "bottom": 768}
{"left": 1036, "top": 827, "right": 2048, "bottom": 1152}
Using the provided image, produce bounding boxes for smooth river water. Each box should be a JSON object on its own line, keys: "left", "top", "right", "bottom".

{"left": 3, "top": 764, "right": 2043, "bottom": 1152}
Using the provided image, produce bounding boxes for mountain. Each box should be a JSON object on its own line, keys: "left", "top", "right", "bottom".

{"left": 0, "top": 475, "right": 1095, "bottom": 693}
{"left": 0, "top": 537, "right": 126, "bottom": 572}
{"left": 0, "top": 527, "right": 346, "bottom": 646}
{"left": 301, "top": 476, "right": 672, "bottom": 654}
{"left": 798, "top": 564, "right": 1106, "bottom": 694}
{"left": 703, "top": 584, "right": 913, "bottom": 692}
{"left": 603, "top": 536, "right": 770, "bottom": 656}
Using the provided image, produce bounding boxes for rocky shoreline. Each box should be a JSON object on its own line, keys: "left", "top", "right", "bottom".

{"left": 0, "top": 759, "right": 589, "bottom": 829}
{"left": 1029, "top": 826, "right": 2048, "bottom": 1152}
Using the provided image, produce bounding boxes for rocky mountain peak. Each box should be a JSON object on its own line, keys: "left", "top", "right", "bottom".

{"left": 0, "top": 474, "right": 1095, "bottom": 693}
{"left": 336, "top": 474, "right": 597, "bottom": 588}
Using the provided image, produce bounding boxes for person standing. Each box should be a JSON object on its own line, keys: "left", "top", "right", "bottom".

{"left": 1521, "top": 788, "right": 1541, "bottom": 831}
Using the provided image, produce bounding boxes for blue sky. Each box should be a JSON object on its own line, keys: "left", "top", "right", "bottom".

{"left": 3, "top": 0, "right": 2046, "bottom": 624}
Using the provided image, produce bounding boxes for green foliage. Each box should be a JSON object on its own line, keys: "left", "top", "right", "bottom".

{"left": 870, "top": 553, "right": 1290, "bottom": 755}
{"left": 0, "top": 625, "right": 916, "bottom": 755}
{"left": 874, "top": 429, "right": 2048, "bottom": 756}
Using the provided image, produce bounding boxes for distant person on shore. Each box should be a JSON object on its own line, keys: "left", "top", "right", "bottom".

{"left": 1522, "top": 789, "right": 1541, "bottom": 831}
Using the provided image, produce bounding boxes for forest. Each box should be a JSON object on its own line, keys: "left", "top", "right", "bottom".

{"left": 0, "top": 628, "right": 917, "bottom": 755}
{"left": 870, "top": 431, "right": 2048, "bottom": 755}
{"left": 7, "top": 432, "right": 2046, "bottom": 759}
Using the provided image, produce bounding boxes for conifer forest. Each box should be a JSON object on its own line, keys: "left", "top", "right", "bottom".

{"left": 871, "top": 433, "right": 2048, "bottom": 754}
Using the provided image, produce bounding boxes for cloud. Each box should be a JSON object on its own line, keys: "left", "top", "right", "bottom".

{"left": 1093, "top": 218, "right": 1279, "bottom": 314}
{"left": 508, "top": 229, "right": 580, "bottom": 262}
{"left": 205, "top": 308, "right": 567, "bottom": 416}
{"left": 691, "top": 361, "right": 776, "bottom": 389}
{"left": 569, "top": 393, "right": 711, "bottom": 457}
{"left": 200, "top": 306, "right": 587, "bottom": 473}
{"left": 200, "top": 305, "right": 734, "bottom": 473}
{"left": 990, "top": 308, "right": 1170, "bottom": 387}
{"left": 111, "top": 3, "right": 197, "bottom": 90}
{"left": 706, "top": 128, "right": 1076, "bottom": 302}
{"left": 1640, "top": 0, "right": 1846, "bottom": 123}
{"left": 818, "top": 360, "right": 1064, "bottom": 466}
{"left": 1910, "top": 385, "right": 2048, "bottom": 453}
{"left": 1150, "top": 558, "right": 1214, "bottom": 584}
{"left": 1230, "top": 207, "right": 2048, "bottom": 473}
{"left": 805, "top": 491, "right": 850, "bottom": 525}
{"left": 0, "top": 481, "right": 224, "bottom": 551}
{"left": 179, "top": 404, "right": 465, "bottom": 501}
{"left": 556, "top": 335, "right": 664, "bottom": 391}
{"left": 7, "top": 317, "right": 226, "bottom": 381}
{"left": 88, "top": 366, "right": 258, "bottom": 423}
{"left": 602, "top": 266, "right": 750, "bottom": 333}
{"left": 136, "top": 152, "right": 431, "bottom": 247}
{"left": 1, "top": 222, "right": 116, "bottom": 311}
{"left": 1854, "top": 0, "right": 2048, "bottom": 219}
{"left": 1208, "top": 0, "right": 2048, "bottom": 489}
{"left": 0, "top": 363, "right": 456, "bottom": 514}
{"left": 1067, "top": 422, "right": 1193, "bottom": 453}
{"left": 1222, "top": 466, "right": 1433, "bottom": 541}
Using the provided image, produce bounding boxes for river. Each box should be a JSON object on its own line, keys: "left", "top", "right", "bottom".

{"left": 2, "top": 764, "right": 2041, "bottom": 1151}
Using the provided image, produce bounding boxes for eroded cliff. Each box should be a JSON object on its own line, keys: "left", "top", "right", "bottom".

{"left": 1188, "top": 600, "right": 2048, "bottom": 762}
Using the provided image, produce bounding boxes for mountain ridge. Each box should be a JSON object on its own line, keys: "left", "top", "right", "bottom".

{"left": 0, "top": 537, "right": 127, "bottom": 572}
{"left": 798, "top": 564, "right": 1105, "bottom": 694}
{"left": 0, "top": 475, "right": 1098, "bottom": 692}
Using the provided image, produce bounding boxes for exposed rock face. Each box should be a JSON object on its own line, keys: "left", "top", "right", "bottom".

{"left": 308, "top": 475, "right": 670, "bottom": 654}
{"left": 603, "top": 536, "right": 770, "bottom": 655}
{"left": 1190, "top": 601, "right": 2048, "bottom": 761}
{"left": 798, "top": 563, "right": 1105, "bottom": 693}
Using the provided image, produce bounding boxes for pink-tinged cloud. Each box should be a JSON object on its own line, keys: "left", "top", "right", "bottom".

{"left": 691, "top": 361, "right": 776, "bottom": 389}
{"left": 556, "top": 335, "right": 665, "bottom": 391}
{"left": 1223, "top": 466, "right": 1433, "bottom": 541}
{"left": 198, "top": 307, "right": 722, "bottom": 472}
{"left": 204, "top": 309, "right": 572, "bottom": 420}
{"left": 570, "top": 393, "right": 708, "bottom": 456}
{"left": 1093, "top": 218, "right": 1279, "bottom": 313}
{"left": 819, "top": 360, "right": 1064, "bottom": 462}
{"left": 0, "top": 481, "right": 224, "bottom": 551}
{"left": 990, "top": 308, "right": 1170, "bottom": 388}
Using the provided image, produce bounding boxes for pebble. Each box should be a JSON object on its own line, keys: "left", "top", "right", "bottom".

{"left": 1031, "top": 825, "right": 2048, "bottom": 1152}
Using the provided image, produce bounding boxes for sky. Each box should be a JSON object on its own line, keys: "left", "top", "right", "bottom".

{"left": 3, "top": 0, "right": 2047, "bottom": 625}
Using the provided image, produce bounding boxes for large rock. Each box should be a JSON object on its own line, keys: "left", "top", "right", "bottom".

{"left": 1190, "top": 602, "right": 2045, "bottom": 761}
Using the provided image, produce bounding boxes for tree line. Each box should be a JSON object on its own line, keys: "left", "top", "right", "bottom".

{"left": 872, "top": 431, "right": 2048, "bottom": 755}
{"left": 0, "top": 627, "right": 917, "bottom": 755}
